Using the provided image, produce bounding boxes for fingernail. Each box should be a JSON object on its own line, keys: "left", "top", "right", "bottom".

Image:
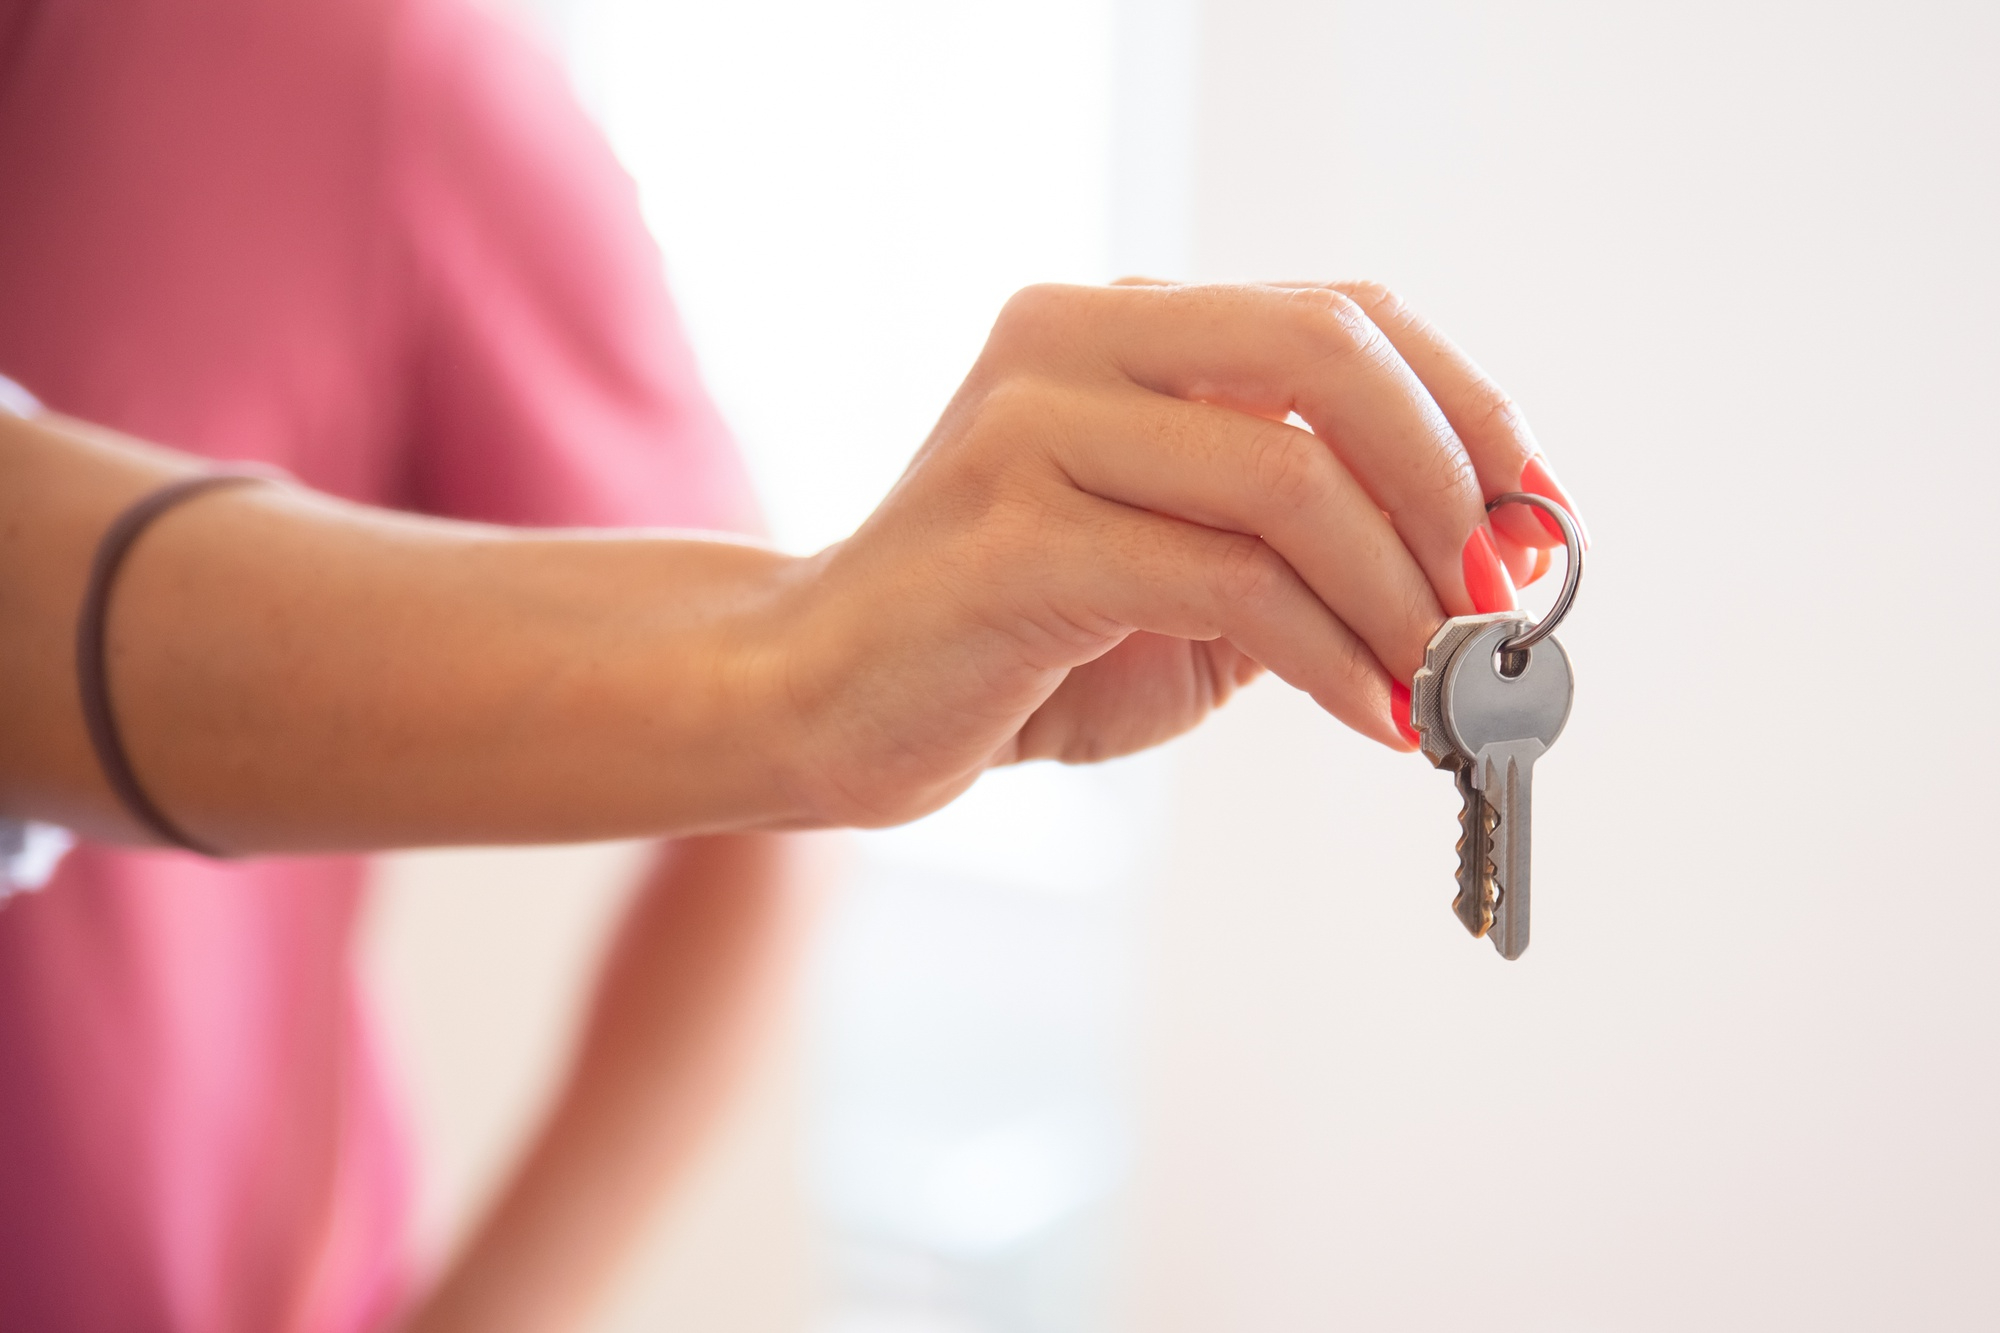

{"left": 1390, "top": 681, "right": 1420, "bottom": 750}
{"left": 1461, "top": 526, "right": 1518, "bottom": 614}
{"left": 1519, "top": 455, "right": 1589, "bottom": 549}
{"left": 1526, "top": 545, "right": 1553, "bottom": 586}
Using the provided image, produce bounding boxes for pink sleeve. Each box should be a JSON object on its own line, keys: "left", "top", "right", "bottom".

{"left": 386, "top": 0, "right": 759, "bottom": 533}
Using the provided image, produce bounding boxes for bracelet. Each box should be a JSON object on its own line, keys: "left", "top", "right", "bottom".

{"left": 76, "top": 469, "right": 281, "bottom": 856}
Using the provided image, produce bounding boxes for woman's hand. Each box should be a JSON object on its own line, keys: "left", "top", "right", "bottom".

{"left": 759, "top": 280, "right": 1586, "bottom": 828}
{"left": 0, "top": 281, "right": 1583, "bottom": 850}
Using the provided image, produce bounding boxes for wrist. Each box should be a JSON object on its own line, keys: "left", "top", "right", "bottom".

{"left": 711, "top": 543, "right": 849, "bottom": 829}
{"left": 649, "top": 539, "right": 839, "bottom": 832}
{"left": 726, "top": 533, "right": 998, "bottom": 832}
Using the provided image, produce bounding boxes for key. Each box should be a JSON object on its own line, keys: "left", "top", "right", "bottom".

{"left": 1410, "top": 614, "right": 1516, "bottom": 946}
{"left": 1410, "top": 612, "right": 1574, "bottom": 960}
{"left": 1442, "top": 619, "right": 1572, "bottom": 959}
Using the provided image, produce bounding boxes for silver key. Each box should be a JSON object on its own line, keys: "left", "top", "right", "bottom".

{"left": 1410, "top": 612, "right": 1573, "bottom": 960}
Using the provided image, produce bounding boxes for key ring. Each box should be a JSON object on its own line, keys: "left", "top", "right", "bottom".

{"left": 1484, "top": 492, "right": 1583, "bottom": 653}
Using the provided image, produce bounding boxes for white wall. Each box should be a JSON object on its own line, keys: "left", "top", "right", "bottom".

{"left": 1122, "top": 1, "right": 2000, "bottom": 1329}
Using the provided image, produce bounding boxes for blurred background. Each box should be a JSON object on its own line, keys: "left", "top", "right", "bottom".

{"left": 365, "top": 1, "right": 2000, "bottom": 1330}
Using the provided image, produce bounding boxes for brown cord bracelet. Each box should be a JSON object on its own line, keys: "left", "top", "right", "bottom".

{"left": 76, "top": 469, "right": 281, "bottom": 857}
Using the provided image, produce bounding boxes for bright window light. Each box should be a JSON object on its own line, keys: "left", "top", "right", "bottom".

{"left": 562, "top": 4, "right": 1157, "bottom": 1329}
{"left": 567, "top": 0, "right": 1116, "bottom": 554}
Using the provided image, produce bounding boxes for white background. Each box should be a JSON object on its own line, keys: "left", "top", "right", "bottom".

{"left": 368, "top": 1, "right": 2000, "bottom": 1329}
{"left": 1127, "top": 2, "right": 2000, "bottom": 1329}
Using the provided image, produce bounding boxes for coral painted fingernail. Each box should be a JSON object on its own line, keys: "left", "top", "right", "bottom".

{"left": 1462, "top": 526, "right": 1518, "bottom": 613}
{"left": 1390, "top": 681, "right": 1420, "bottom": 750}
{"left": 1519, "top": 456, "right": 1589, "bottom": 548}
{"left": 1526, "top": 546, "right": 1553, "bottom": 586}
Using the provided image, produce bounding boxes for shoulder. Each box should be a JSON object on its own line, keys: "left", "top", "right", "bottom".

{"left": 384, "top": 0, "right": 632, "bottom": 225}
{"left": 382, "top": 0, "right": 668, "bottom": 359}
{"left": 378, "top": 0, "right": 758, "bottom": 532}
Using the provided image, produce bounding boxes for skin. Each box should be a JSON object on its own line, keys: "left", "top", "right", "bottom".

{"left": 0, "top": 281, "right": 1575, "bottom": 847}
{"left": 0, "top": 278, "right": 1582, "bottom": 1328}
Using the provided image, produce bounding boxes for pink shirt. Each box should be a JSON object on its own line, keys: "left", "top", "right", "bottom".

{"left": 0, "top": 0, "right": 754, "bottom": 1327}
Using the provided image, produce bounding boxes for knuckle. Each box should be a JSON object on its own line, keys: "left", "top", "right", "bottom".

{"left": 1211, "top": 534, "right": 1284, "bottom": 609}
{"left": 1379, "top": 431, "right": 1477, "bottom": 517}
{"left": 1283, "top": 285, "right": 1383, "bottom": 365}
{"left": 1425, "top": 444, "right": 1482, "bottom": 504}
{"left": 1284, "top": 282, "right": 1354, "bottom": 320}
{"left": 1328, "top": 634, "right": 1379, "bottom": 696}
{"left": 1336, "top": 279, "right": 1407, "bottom": 324}
{"left": 989, "top": 283, "right": 1081, "bottom": 356}
{"left": 1246, "top": 419, "right": 1330, "bottom": 515}
{"left": 1466, "top": 382, "right": 1533, "bottom": 459}
{"left": 950, "top": 484, "right": 1063, "bottom": 600}
{"left": 988, "top": 492, "right": 1063, "bottom": 569}
{"left": 971, "top": 374, "right": 1053, "bottom": 439}
{"left": 955, "top": 374, "right": 1070, "bottom": 482}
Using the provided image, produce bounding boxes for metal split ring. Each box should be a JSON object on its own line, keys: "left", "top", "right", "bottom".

{"left": 1484, "top": 492, "right": 1583, "bottom": 652}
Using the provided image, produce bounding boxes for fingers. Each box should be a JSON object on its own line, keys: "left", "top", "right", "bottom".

{"left": 1032, "top": 380, "right": 1444, "bottom": 683}
{"left": 1495, "top": 527, "right": 1539, "bottom": 585}
{"left": 1079, "top": 279, "right": 1589, "bottom": 557}
{"left": 1007, "top": 634, "right": 1265, "bottom": 766}
{"left": 1028, "top": 492, "right": 1409, "bottom": 751}
{"left": 1318, "top": 281, "right": 1586, "bottom": 552}
{"left": 1002, "top": 282, "right": 1488, "bottom": 617}
{"left": 1310, "top": 281, "right": 1546, "bottom": 549}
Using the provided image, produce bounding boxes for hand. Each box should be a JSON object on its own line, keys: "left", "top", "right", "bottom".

{"left": 759, "top": 280, "right": 1588, "bottom": 827}
{"left": 0, "top": 286, "right": 1583, "bottom": 849}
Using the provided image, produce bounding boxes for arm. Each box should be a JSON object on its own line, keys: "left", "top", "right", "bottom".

{"left": 0, "top": 407, "right": 808, "bottom": 849}
{"left": 0, "top": 416, "right": 816, "bottom": 1322}
{"left": 0, "top": 280, "right": 1586, "bottom": 854}
{"left": 397, "top": 833, "right": 815, "bottom": 1333}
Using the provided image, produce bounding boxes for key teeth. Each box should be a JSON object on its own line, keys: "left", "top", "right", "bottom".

{"left": 1449, "top": 765, "right": 1498, "bottom": 939}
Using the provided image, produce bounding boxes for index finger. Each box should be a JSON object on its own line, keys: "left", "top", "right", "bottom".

{"left": 1019, "top": 282, "right": 1491, "bottom": 618}
{"left": 1322, "top": 281, "right": 1588, "bottom": 552}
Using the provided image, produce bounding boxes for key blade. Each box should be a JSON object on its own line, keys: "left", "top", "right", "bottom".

{"left": 1476, "top": 746, "right": 1538, "bottom": 960}
{"left": 1449, "top": 761, "right": 1496, "bottom": 938}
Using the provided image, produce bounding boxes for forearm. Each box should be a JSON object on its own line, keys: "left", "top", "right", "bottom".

{"left": 400, "top": 832, "right": 816, "bottom": 1333}
{"left": 0, "top": 411, "right": 814, "bottom": 850}
{"left": 0, "top": 280, "right": 1589, "bottom": 851}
